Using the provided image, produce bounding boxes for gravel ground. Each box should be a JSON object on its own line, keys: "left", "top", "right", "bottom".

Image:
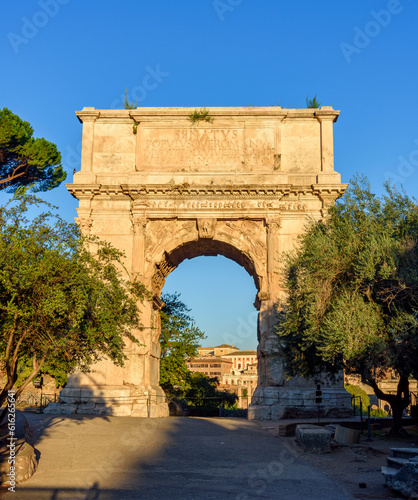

{"left": 279, "top": 427, "right": 418, "bottom": 499}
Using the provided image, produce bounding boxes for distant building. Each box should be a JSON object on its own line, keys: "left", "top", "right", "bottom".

{"left": 186, "top": 355, "right": 232, "bottom": 379}
{"left": 198, "top": 344, "right": 240, "bottom": 357}
{"left": 220, "top": 349, "right": 257, "bottom": 371}
{"left": 190, "top": 345, "right": 258, "bottom": 408}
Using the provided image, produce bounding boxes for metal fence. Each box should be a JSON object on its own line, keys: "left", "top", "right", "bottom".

{"left": 15, "top": 392, "right": 58, "bottom": 412}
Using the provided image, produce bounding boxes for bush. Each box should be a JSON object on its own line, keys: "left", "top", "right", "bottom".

{"left": 345, "top": 384, "right": 370, "bottom": 414}
{"left": 370, "top": 407, "right": 390, "bottom": 417}
{"left": 345, "top": 384, "right": 389, "bottom": 416}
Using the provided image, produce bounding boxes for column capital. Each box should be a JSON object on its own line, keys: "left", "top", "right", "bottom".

{"left": 131, "top": 216, "right": 148, "bottom": 234}
{"left": 265, "top": 218, "right": 282, "bottom": 233}
{"left": 75, "top": 217, "right": 93, "bottom": 234}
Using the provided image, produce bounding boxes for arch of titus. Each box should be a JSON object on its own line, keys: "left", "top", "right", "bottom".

{"left": 58, "top": 106, "right": 352, "bottom": 419}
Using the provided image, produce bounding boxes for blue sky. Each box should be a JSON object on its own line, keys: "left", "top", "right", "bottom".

{"left": 1, "top": 0, "right": 417, "bottom": 350}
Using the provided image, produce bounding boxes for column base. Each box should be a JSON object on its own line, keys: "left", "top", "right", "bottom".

{"left": 44, "top": 385, "right": 169, "bottom": 417}
{"left": 248, "top": 386, "right": 352, "bottom": 420}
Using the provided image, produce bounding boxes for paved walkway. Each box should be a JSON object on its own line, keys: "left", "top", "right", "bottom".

{"left": 6, "top": 415, "right": 353, "bottom": 499}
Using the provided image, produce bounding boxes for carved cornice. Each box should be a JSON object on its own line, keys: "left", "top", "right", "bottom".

{"left": 312, "top": 184, "right": 348, "bottom": 197}
{"left": 68, "top": 183, "right": 347, "bottom": 199}
{"left": 66, "top": 184, "right": 101, "bottom": 197}
{"left": 76, "top": 106, "right": 339, "bottom": 121}
{"left": 121, "top": 184, "right": 292, "bottom": 198}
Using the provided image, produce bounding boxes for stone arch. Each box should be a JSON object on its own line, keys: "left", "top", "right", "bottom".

{"left": 149, "top": 223, "right": 266, "bottom": 305}
{"left": 59, "top": 105, "right": 352, "bottom": 419}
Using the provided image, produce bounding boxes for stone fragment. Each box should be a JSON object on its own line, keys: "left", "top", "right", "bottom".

{"left": 334, "top": 425, "right": 360, "bottom": 444}
{"left": 383, "top": 463, "right": 418, "bottom": 499}
{"left": 295, "top": 424, "right": 331, "bottom": 453}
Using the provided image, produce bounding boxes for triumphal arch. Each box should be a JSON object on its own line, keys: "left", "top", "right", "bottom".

{"left": 59, "top": 106, "right": 351, "bottom": 419}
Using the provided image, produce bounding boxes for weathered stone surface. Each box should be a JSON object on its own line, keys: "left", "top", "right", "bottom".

{"left": 383, "top": 463, "right": 418, "bottom": 499}
{"left": 43, "top": 403, "right": 77, "bottom": 415}
{"left": 334, "top": 425, "right": 360, "bottom": 445}
{"left": 0, "top": 411, "right": 38, "bottom": 485}
{"left": 248, "top": 405, "right": 272, "bottom": 420}
{"left": 296, "top": 424, "right": 331, "bottom": 453}
{"left": 63, "top": 106, "right": 349, "bottom": 419}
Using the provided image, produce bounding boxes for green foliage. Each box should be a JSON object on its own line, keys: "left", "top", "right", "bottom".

{"left": 183, "top": 371, "right": 238, "bottom": 409}
{"left": 306, "top": 95, "right": 321, "bottom": 108}
{"left": 159, "top": 292, "right": 205, "bottom": 393}
{"left": 188, "top": 108, "right": 214, "bottom": 124}
{"left": 0, "top": 194, "right": 147, "bottom": 406}
{"left": 0, "top": 108, "right": 66, "bottom": 192}
{"left": 123, "top": 88, "right": 137, "bottom": 109}
{"left": 371, "top": 407, "right": 389, "bottom": 417}
{"left": 345, "top": 384, "right": 389, "bottom": 416}
{"left": 345, "top": 384, "right": 370, "bottom": 411}
{"left": 277, "top": 175, "right": 418, "bottom": 431}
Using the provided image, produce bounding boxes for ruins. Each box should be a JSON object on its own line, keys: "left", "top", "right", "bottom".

{"left": 58, "top": 106, "right": 351, "bottom": 418}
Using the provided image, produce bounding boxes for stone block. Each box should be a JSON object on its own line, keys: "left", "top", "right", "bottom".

{"left": 131, "top": 404, "right": 149, "bottom": 417}
{"left": 334, "top": 425, "right": 360, "bottom": 445}
{"left": 109, "top": 404, "right": 133, "bottom": 417}
{"left": 248, "top": 405, "right": 272, "bottom": 420}
{"left": 296, "top": 424, "right": 331, "bottom": 453}
{"left": 149, "top": 404, "right": 169, "bottom": 418}
{"left": 43, "top": 403, "right": 77, "bottom": 415}
{"left": 384, "top": 462, "right": 418, "bottom": 499}
{"left": 271, "top": 404, "right": 286, "bottom": 420}
{"left": 58, "top": 387, "right": 81, "bottom": 403}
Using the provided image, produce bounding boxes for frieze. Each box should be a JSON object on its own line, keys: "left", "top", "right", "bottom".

{"left": 133, "top": 198, "right": 307, "bottom": 212}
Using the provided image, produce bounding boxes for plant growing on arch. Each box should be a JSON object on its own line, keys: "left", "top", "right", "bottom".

{"left": 276, "top": 175, "right": 418, "bottom": 435}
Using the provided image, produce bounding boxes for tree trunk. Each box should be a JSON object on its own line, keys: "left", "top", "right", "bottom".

{"left": 0, "top": 373, "right": 18, "bottom": 424}
{"left": 362, "top": 370, "right": 410, "bottom": 435}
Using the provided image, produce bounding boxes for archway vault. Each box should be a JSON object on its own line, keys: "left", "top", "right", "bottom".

{"left": 61, "top": 106, "right": 351, "bottom": 419}
{"left": 149, "top": 219, "right": 264, "bottom": 308}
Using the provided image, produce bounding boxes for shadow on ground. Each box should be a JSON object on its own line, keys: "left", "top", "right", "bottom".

{"left": 5, "top": 415, "right": 354, "bottom": 500}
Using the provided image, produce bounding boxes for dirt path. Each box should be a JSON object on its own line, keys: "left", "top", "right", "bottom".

{"left": 280, "top": 428, "right": 418, "bottom": 499}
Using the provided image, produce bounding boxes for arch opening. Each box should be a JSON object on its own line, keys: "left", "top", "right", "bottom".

{"left": 152, "top": 238, "right": 262, "bottom": 306}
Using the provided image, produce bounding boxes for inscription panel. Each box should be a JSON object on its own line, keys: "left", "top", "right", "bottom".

{"left": 133, "top": 198, "right": 308, "bottom": 212}
{"left": 138, "top": 126, "right": 276, "bottom": 171}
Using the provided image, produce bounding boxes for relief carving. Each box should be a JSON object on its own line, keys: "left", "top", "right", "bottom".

{"left": 197, "top": 218, "right": 217, "bottom": 239}
{"left": 131, "top": 217, "right": 148, "bottom": 234}
{"left": 76, "top": 217, "right": 93, "bottom": 234}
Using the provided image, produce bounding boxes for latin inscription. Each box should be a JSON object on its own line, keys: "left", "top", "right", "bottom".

{"left": 135, "top": 199, "right": 307, "bottom": 211}
{"left": 141, "top": 128, "right": 275, "bottom": 168}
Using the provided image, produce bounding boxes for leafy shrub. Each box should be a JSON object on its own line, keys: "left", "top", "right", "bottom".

{"left": 345, "top": 384, "right": 370, "bottom": 414}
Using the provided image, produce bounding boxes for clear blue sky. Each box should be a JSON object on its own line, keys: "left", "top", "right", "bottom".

{"left": 2, "top": 1, "right": 418, "bottom": 350}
